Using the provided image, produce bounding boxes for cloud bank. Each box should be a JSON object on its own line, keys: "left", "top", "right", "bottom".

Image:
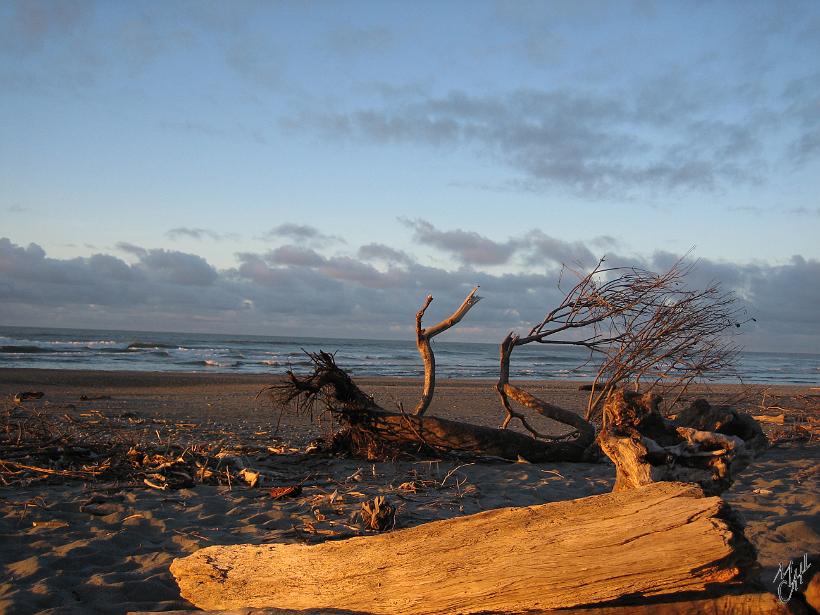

{"left": 1, "top": 223, "right": 818, "bottom": 353}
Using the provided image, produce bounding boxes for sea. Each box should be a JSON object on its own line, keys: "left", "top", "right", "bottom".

{"left": 0, "top": 326, "right": 817, "bottom": 385}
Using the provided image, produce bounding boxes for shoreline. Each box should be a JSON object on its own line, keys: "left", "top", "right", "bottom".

{"left": 1, "top": 367, "right": 813, "bottom": 437}
{"left": 2, "top": 366, "right": 813, "bottom": 390}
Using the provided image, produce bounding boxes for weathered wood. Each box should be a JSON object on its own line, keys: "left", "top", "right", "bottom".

{"left": 272, "top": 351, "right": 589, "bottom": 461}
{"left": 496, "top": 332, "right": 596, "bottom": 448}
{"left": 599, "top": 389, "right": 762, "bottom": 494}
{"left": 413, "top": 287, "right": 481, "bottom": 416}
{"left": 336, "top": 409, "right": 589, "bottom": 461}
{"left": 128, "top": 591, "right": 799, "bottom": 615}
{"left": 171, "top": 482, "right": 758, "bottom": 613}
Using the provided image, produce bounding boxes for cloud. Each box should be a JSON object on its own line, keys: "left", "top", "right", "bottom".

{"left": 137, "top": 249, "right": 218, "bottom": 286}
{"left": 358, "top": 243, "right": 412, "bottom": 265}
{"left": 0, "top": 0, "right": 91, "bottom": 55}
{"left": 402, "top": 219, "right": 601, "bottom": 268}
{"left": 265, "top": 245, "right": 326, "bottom": 268}
{"left": 260, "top": 223, "right": 345, "bottom": 245}
{"left": 1, "top": 235, "right": 818, "bottom": 352}
{"left": 165, "top": 227, "right": 239, "bottom": 241}
{"left": 520, "top": 231, "right": 597, "bottom": 268}
{"left": 225, "top": 38, "right": 281, "bottom": 89}
{"left": 115, "top": 242, "right": 146, "bottom": 257}
{"left": 402, "top": 218, "right": 519, "bottom": 265}
{"left": 786, "top": 207, "right": 820, "bottom": 216}
{"left": 114, "top": 241, "right": 217, "bottom": 285}
{"left": 284, "top": 71, "right": 819, "bottom": 198}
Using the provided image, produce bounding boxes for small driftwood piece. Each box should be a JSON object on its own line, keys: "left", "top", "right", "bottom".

{"left": 171, "top": 482, "right": 759, "bottom": 613}
{"left": 599, "top": 389, "right": 764, "bottom": 495}
{"left": 359, "top": 495, "right": 396, "bottom": 531}
{"left": 497, "top": 332, "right": 595, "bottom": 447}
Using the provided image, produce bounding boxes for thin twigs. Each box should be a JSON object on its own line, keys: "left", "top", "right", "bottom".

{"left": 498, "top": 256, "right": 747, "bottom": 430}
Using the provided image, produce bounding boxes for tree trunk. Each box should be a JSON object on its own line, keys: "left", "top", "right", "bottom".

{"left": 270, "top": 351, "right": 592, "bottom": 462}
{"left": 599, "top": 389, "right": 764, "bottom": 495}
{"left": 171, "top": 482, "right": 760, "bottom": 614}
{"left": 329, "top": 409, "right": 590, "bottom": 462}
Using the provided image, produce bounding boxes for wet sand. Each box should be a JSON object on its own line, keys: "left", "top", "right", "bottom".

{"left": 0, "top": 368, "right": 817, "bottom": 614}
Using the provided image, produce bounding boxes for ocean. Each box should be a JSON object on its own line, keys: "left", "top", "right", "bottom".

{"left": 0, "top": 326, "right": 817, "bottom": 385}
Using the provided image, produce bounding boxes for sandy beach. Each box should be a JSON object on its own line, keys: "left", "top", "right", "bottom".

{"left": 0, "top": 368, "right": 817, "bottom": 614}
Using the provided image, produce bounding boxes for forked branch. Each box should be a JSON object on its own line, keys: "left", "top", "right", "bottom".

{"left": 413, "top": 287, "right": 481, "bottom": 416}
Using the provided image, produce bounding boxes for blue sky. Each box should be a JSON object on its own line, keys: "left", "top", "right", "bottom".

{"left": 1, "top": 1, "right": 819, "bottom": 352}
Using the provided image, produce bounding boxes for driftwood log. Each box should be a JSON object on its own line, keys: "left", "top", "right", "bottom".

{"left": 599, "top": 389, "right": 765, "bottom": 495}
{"left": 270, "top": 351, "right": 594, "bottom": 462}
{"left": 129, "top": 592, "right": 799, "bottom": 614}
{"left": 171, "top": 482, "right": 761, "bottom": 613}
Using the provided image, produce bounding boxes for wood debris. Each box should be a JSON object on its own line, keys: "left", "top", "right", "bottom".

{"left": 0, "top": 402, "right": 280, "bottom": 489}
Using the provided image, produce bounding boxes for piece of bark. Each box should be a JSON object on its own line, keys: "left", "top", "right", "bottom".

{"left": 171, "top": 482, "right": 758, "bottom": 613}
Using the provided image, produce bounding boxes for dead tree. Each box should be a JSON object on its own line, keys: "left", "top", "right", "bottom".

{"left": 269, "top": 351, "right": 588, "bottom": 462}
{"left": 413, "top": 287, "right": 481, "bottom": 416}
{"left": 497, "top": 258, "right": 746, "bottom": 441}
{"left": 270, "top": 257, "right": 758, "bottom": 471}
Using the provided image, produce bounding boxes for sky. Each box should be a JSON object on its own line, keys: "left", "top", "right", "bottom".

{"left": 1, "top": 0, "right": 819, "bottom": 353}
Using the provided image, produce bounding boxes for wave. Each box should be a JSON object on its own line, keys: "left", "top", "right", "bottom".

{"left": 127, "top": 342, "right": 178, "bottom": 350}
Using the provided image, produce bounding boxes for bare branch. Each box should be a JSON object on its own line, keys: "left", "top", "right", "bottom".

{"left": 499, "top": 255, "right": 746, "bottom": 428}
{"left": 413, "top": 287, "right": 481, "bottom": 416}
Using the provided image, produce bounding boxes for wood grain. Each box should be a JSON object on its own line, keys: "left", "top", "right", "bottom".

{"left": 171, "top": 482, "right": 758, "bottom": 613}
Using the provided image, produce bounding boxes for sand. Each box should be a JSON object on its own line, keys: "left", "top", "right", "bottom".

{"left": 0, "top": 368, "right": 817, "bottom": 614}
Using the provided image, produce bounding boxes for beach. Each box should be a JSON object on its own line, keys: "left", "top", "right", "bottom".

{"left": 0, "top": 369, "right": 817, "bottom": 614}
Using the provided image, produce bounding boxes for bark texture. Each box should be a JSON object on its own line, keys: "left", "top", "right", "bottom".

{"left": 129, "top": 593, "right": 800, "bottom": 615}
{"left": 599, "top": 389, "right": 765, "bottom": 495}
{"left": 328, "top": 409, "right": 590, "bottom": 462}
{"left": 171, "top": 482, "right": 758, "bottom": 614}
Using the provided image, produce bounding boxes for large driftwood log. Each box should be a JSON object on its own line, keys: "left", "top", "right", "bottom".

{"left": 329, "top": 408, "right": 590, "bottom": 461}
{"left": 171, "top": 482, "right": 759, "bottom": 613}
{"left": 271, "top": 351, "right": 591, "bottom": 462}
{"left": 599, "top": 389, "right": 764, "bottom": 495}
{"left": 129, "top": 591, "right": 800, "bottom": 614}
